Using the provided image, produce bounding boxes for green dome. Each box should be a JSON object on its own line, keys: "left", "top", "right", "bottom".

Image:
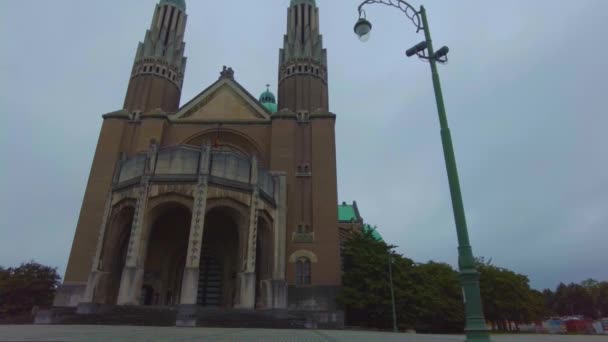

{"left": 259, "top": 86, "right": 277, "bottom": 113}
{"left": 160, "top": 0, "right": 186, "bottom": 10}
{"left": 363, "top": 224, "right": 384, "bottom": 242}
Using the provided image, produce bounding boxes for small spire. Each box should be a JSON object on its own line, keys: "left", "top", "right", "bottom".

{"left": 266, "top": 84, "right": 270, "bottom": 91}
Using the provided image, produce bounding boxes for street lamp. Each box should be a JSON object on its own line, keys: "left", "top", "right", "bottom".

{"left": 354, "top": 1, "right": 492, "bottom": 341}
{"left": 354, "top": 18, "right": 372, "bottom": 42}
{"left": 388, "top": 251, "right": 398, "bottom": 332}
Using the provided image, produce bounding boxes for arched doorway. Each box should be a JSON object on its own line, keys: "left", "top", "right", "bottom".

{"left": 255, "top": 215, "right": 274, "bottom": 309}
{"left": 95, "top": 204, "right": 134, "bottom": 305}
{"left": 142, "top": 203, "right": 191, "bottom": 306}
{"left": 198, "top": 206, "right": 242, "bottom": 308}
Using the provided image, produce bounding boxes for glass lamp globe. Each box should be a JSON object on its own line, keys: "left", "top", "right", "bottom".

{"left": 354, "top": 18, "right": 372, "bottom": 42}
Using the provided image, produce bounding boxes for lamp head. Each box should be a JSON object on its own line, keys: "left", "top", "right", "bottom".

{"left": 354, "top": 18, "right": 372, "bottom": 42}
{"left": 435, "top": 46, "right": 450, "bottom": 59}
{"left": 406, "top": 41, "right": 428, "bottom": 57}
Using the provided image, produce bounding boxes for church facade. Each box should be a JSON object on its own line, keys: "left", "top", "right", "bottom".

{"left": 54, "top": 0, "right": 351, "bottom": 327}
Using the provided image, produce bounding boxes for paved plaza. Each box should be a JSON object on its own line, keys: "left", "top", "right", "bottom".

{"left": 0, "top": 326, "right": 607, "bottom": 342}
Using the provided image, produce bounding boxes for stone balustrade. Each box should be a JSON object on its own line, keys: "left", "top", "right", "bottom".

{"left": 114, "top": 146, "right": 275, "bottom": 201}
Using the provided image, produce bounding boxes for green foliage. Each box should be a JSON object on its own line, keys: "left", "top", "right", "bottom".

{"left": 475, "top": 259, "right": 544, "bottom": 327}
{"left": 598, "top": 282, "right": 608, "bottom": 317}
{"left": 338, "top": 229, "right": 607, "bottom": 333}
{"left": 544, "top": 280, "right": 606, "bottom": 319}
{"left": 338, "top": 229, "right": 463, "bottom": 333}
{"left": 410, "top": 262, "right": 464, "bottom": 333}
{"left": 0, "top": 261, "right": 61, "bottom": 317}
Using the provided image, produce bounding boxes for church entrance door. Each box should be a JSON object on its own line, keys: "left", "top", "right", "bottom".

{"left": 197, "top": 206, "right": 241, "bottom": 308}
{"left": 197, "top": 255, "right": 222, "bottom": 306}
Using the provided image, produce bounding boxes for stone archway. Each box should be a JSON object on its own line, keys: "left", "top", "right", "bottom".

{"left": 95, "top": 202, "right": 135, "bottom": 305}
{"left": 198, "top": 206, "right": 244, "bottom": 308}
{"left": 141, "top": 203, "right": 191, "bottom": 306}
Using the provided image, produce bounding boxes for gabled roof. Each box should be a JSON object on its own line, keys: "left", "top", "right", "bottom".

{"left": 170, "top": 70, "right": 272, "bottom": 123}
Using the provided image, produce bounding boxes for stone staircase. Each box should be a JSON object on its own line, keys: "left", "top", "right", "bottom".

{"left": 36, "top": 306, "right": 336, "bottom": 329}
{"left": 40, "top": 306, "right": 177, "bottom": 326}
{"left": 190, "top": 307, "right": 303, "bottom": 329}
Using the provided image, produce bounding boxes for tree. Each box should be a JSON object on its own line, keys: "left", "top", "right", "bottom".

{"left": 582, "top": 278, "right": 601, "bottom": 318}
{"left": 476, "top": 258, "right": 544, "bottom": 331}
{"left": 338, "top": 228, "right": 464, "bottom": 333}
{"left": 337, "top": 229, "right": 417, "bottom": 330}
{"left": 597, "top": 282, "right": 608, "bottom": 318}
{"left": 552, "top": 282, "right": 594, "bottom": 318}
{"left": 0, "top": 261, "right": 61, "bottom": 317}
{"left": 411, "top": 262, "right": 464, "bottom": 333}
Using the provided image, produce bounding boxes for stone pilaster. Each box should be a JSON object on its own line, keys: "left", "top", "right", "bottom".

{"left": 271, "top": 172, "right": 288, "bottom": 309}
{"left": 117, "top": 140, "right": 158, "bottom": 305}
{"left": 79, "top": 190, "right": 114, "bottom": 306}
{"left": 236, "top": 157, "right": 259, "bottom": 309}
{"left": 179, "top": 145, "right": 211, "bottom": 307}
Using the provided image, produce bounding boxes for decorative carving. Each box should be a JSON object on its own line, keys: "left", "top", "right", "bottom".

{"left": 90, "top": 192, "right": 114, "bottom": 271}
{"left": 245, "top": 189, "right": 260, "bottom": 272}
{"left": 186, "top": 175, "right": 208, "bottom": 268}
{"left": 219, "top": 66, "right": 235, "bottom": 79}
{"left": 124, "top": 141, "right": 157, "bottom": 266}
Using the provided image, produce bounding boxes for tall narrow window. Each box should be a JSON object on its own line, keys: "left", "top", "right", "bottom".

{"left": 164, "top": 6, "right": 176, "bottom": 46}
{"left": 301, "top": 4, "right": 305, "bottom": 43}
{"left": 296, "top": 257, "right": 311, "bottom": 285}
{"left": 308, "top": 5, "right": 312, "bottom": 26}
{"left": 158, "top": 6, "right": 168, "bottom": 40}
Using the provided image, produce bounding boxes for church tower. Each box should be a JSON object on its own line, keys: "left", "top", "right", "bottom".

{"left": 278, "top": 0, "right": 328, "bottom": 112}
{"left": 123, "top": 0, "right": 188, "bottom": 113}
{"left": 273, "top": 0, "right": 341, "bottom": 311}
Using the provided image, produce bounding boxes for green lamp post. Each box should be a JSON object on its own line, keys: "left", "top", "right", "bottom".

{"left": 354, "top": 1, "right": 491, "bottom": 341}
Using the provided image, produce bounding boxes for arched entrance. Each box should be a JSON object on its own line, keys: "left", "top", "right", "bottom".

{"left": 198, "top": 206, "right": 242, "bottom": 308}
{"left": 95, "top": 204, "right": 134, "bottom": 305}
{"left": 142, "top": 203, "right": 191, "bottom": 306}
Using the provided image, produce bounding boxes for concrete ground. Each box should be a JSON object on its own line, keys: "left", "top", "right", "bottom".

{"left": 0, "top": 326, "right": 606, "bottom": 342}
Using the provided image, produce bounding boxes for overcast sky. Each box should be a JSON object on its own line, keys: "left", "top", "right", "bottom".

{"left": 1, "top": 0, "right": 607, "bottom": 290}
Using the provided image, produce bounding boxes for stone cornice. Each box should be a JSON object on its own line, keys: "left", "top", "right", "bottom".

{"left": 309, "top": 111, "right": 336, "bottom": 119}
{"left": 173, "top": 119, "right": 271, "bottom": 125}
{"left": 102, "top": 109, "right": 130, "bottom": 120}
{"left": 271, "top": 109, "right": 297, "bottom": 120}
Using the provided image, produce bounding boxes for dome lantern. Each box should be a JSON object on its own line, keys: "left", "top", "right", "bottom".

{"left": 259, "top": 84, "right": 277, "bottom": 113}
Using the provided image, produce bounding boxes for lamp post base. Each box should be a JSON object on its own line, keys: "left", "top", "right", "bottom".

{"left": 465, "top": 331, "right": 493, "bottom": 342}
{"left": 460, "top": 268, "right": 492, "bottom": 342}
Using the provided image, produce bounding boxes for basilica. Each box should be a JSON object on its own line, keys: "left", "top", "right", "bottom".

{"left": 52, "top": 0, "right": 378, "bottom": 327}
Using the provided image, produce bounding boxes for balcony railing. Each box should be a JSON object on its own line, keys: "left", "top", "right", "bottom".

{"left": 114, "top": 146, "right": 275, "bottom": 201}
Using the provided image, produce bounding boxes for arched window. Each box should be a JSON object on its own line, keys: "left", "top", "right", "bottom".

{"left": 296, "top": 257, "right": 311, "bottom": 285}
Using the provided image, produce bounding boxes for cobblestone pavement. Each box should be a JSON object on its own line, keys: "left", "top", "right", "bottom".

{"left": 0, "top": 326, "right": 607, "bottom": 342}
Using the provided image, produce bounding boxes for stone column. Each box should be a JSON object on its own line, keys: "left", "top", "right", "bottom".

{"left": 77, "top": 191, "right": 114, "bottom": 313}
{"left": 270, "top": 172, "right": 288, "bottom": 309}
{"left": 117, "top": 140, "right": 158, "bottom": 305}
{"left": 179, "top": 145, "right": 211, "bottom": 305}
{"left": 176, "top": 145, "right": 210, "bottom": 327}
{"left": 236, "top": 157, "right": 259, "bottom": 309}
